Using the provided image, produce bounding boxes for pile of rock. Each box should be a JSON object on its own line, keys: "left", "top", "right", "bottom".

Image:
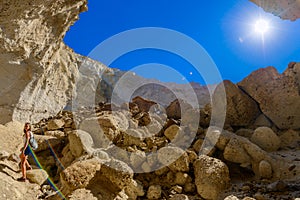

{"left": 19, "top": 91, "right": 298, "bottom": 200}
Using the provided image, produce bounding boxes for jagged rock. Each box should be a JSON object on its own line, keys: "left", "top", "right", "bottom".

{"left": 258, "top": 160, "right": 273, "bottom": 179}
{"left": 26, "top": 169, "right": 49, "bottom": 185}
{"left": 79, "top": 117, "right": 112, "bottom": 148}
{"left": 68, "top": 130, "right": 94, "bottom": 158}
{"left": 98, "top": 111, "right": 129, "bottom": 132}
{"left": 47, "top": 119, "right": 65, "bottom": 131}
{"left": 213, "top": 80, "right": 260, "bottom": 127}
{"left": 61, "top": 144, "right": 75, "bottom": 167}
{"left": 251, "top": 127, "right": 281, "bottom": 152}
{"left": 131, "top": 96, "right": 157, "bottom": 113}
{"left": 34, "top": 135, "right": 62, "bottom": 153}
{"left": 147, "top": 185, "right": 162, "bottom": 199}
{"left": 238, "top": 64, "right": 300, "bottom": 129}
{"left": 68, "top": 189, "right": 97, "bottom": 200}
{"left": 194, "top": 155, "right": 230, "bottom": 200}
{"left": 99, "top": 159, "right": 134, "bottom": 189}
{"left": 279, "top": 129, "right": 300, "bottom": 149}
{"left": 157, "top": 147, "right": 189, "bottom": 172}
{"left": 166, "top": 99, "right": 193, "bottom": 120}
{"left": 60, "top": 159, "right": 101, "bottom": 195}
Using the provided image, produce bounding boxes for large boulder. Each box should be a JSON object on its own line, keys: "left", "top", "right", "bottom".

{"left": 213, "top": 80, "right": 260, "bottom": 127}
{"left": 250, "top": 127, "right": 281, "bottom": 152}
{"left": 26, "top": 169, "right": 49, "bottom": 185}
{"left": 68, "top": 130, "right": 94, "bottom": 157}
{"left": 194, "top": 155, "right": 230, "bottom": 200}
{"left": 60, "top": 159, "right": 101, "bottom": 195}
{"left": 238, "top": 64, "right": 300, "bottom": 129}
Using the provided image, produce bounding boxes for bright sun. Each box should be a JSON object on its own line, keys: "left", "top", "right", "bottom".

{"left": 255, "top": 19, "right": 270, "bottom": 34}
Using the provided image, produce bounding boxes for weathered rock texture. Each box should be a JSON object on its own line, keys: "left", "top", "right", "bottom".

{"left": 0, "top": 0, "right": 88, "bottom": 124}
{"left": 250, "top": 0, "right": 300, "bottom": 21}
{"left": 238, "top": 64, "right": 300, "bottom": 129}
{"left": 0, "top": 0, "right": 214, "bottom": 125}
{"left": 213, "top": 80, "right": 260, "bottom": 127}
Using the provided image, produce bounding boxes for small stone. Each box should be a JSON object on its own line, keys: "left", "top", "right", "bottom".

{"left": 253, "top": 193, "right": 266, "bottom": 200}
{"left": 171, "top": 185, "right": 183, "bottom": 194}
{"left": 184, "top": 183, "right": 196, "bottom": 193}
{"left": 242, "top": 197, "right": 256, "bottom": 200}
{"left": 241, "top": 185, "right": 251, "bottom": 191}
{"left": 224, "top": 195, "right": 240, "bottom": 200}
{"left": 174, "top": 172, "right": 189, "bottom": 186}
{"left": 147, "top": 185, "right": 162, "bottom": 199}
{"left": 164, "top": 125, "right": 181, "bottom": 141}
{"left": 169, "top": 194, "right": 189, "bottom": 200}
{"left": 258, "top": 160, "right": 273, "bottom": 179}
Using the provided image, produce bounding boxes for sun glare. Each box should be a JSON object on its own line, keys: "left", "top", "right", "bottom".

{"left": 255, "top": 19, "right": 269, "bottom": 34}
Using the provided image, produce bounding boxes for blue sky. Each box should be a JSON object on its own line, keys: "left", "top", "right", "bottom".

{"left": 64, "top": 0, "right": 300, "bottom": 85}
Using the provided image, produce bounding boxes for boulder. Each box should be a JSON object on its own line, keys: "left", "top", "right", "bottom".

{"left": 60, "top": 159, "right": 101, "bottom": 195}
{"left": 34, "top": 135, "right": 63, "bottom": 153}
{"left": 279, "top": 129, "right": 300, "bottom": 149}
{"left": 26, "top": 169, "right": 49, "bottom": 185}
{"left": 47, "top": 119, "right": 65, "bottom": 131}
{"left": 131, "top": 96, "right": 157, "bottom": 113}
{"left": 213, "top": 80, "right": 260, "bottom": 126}
{"left": 157, "top": 147, "right": 188, "bottom": 171}
{"left": 238, "top": 64, "right": 300, "bottom": 129}
{"left": 223, "top": 137, "right": 251, "bottom": 165}
{"left": 79, "top": 117, "right": 112, "bottom": 148}
{"left": 166, "top": 99, "right": 193, "bottom": 120}
{"left": 251, "top": 127, "right": 281, "bottom": 152}
{"left": 194, "top": 155, "right": 230, "bottom": 200}
{"left": 68, "top": 130, "right": 94, "bottom": 158}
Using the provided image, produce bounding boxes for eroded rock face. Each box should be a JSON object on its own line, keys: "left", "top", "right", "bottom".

{"left": 238, "top": 64, "right": 300, "bottom": 129}
{"left": 250, "top": 0, "right": 300, "bottom": 21}
{"left": 0, "top": 0, "right": 88, "bottom": 124}
{"left": 213, "top": 80, "right": 260, "bottom": 127}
